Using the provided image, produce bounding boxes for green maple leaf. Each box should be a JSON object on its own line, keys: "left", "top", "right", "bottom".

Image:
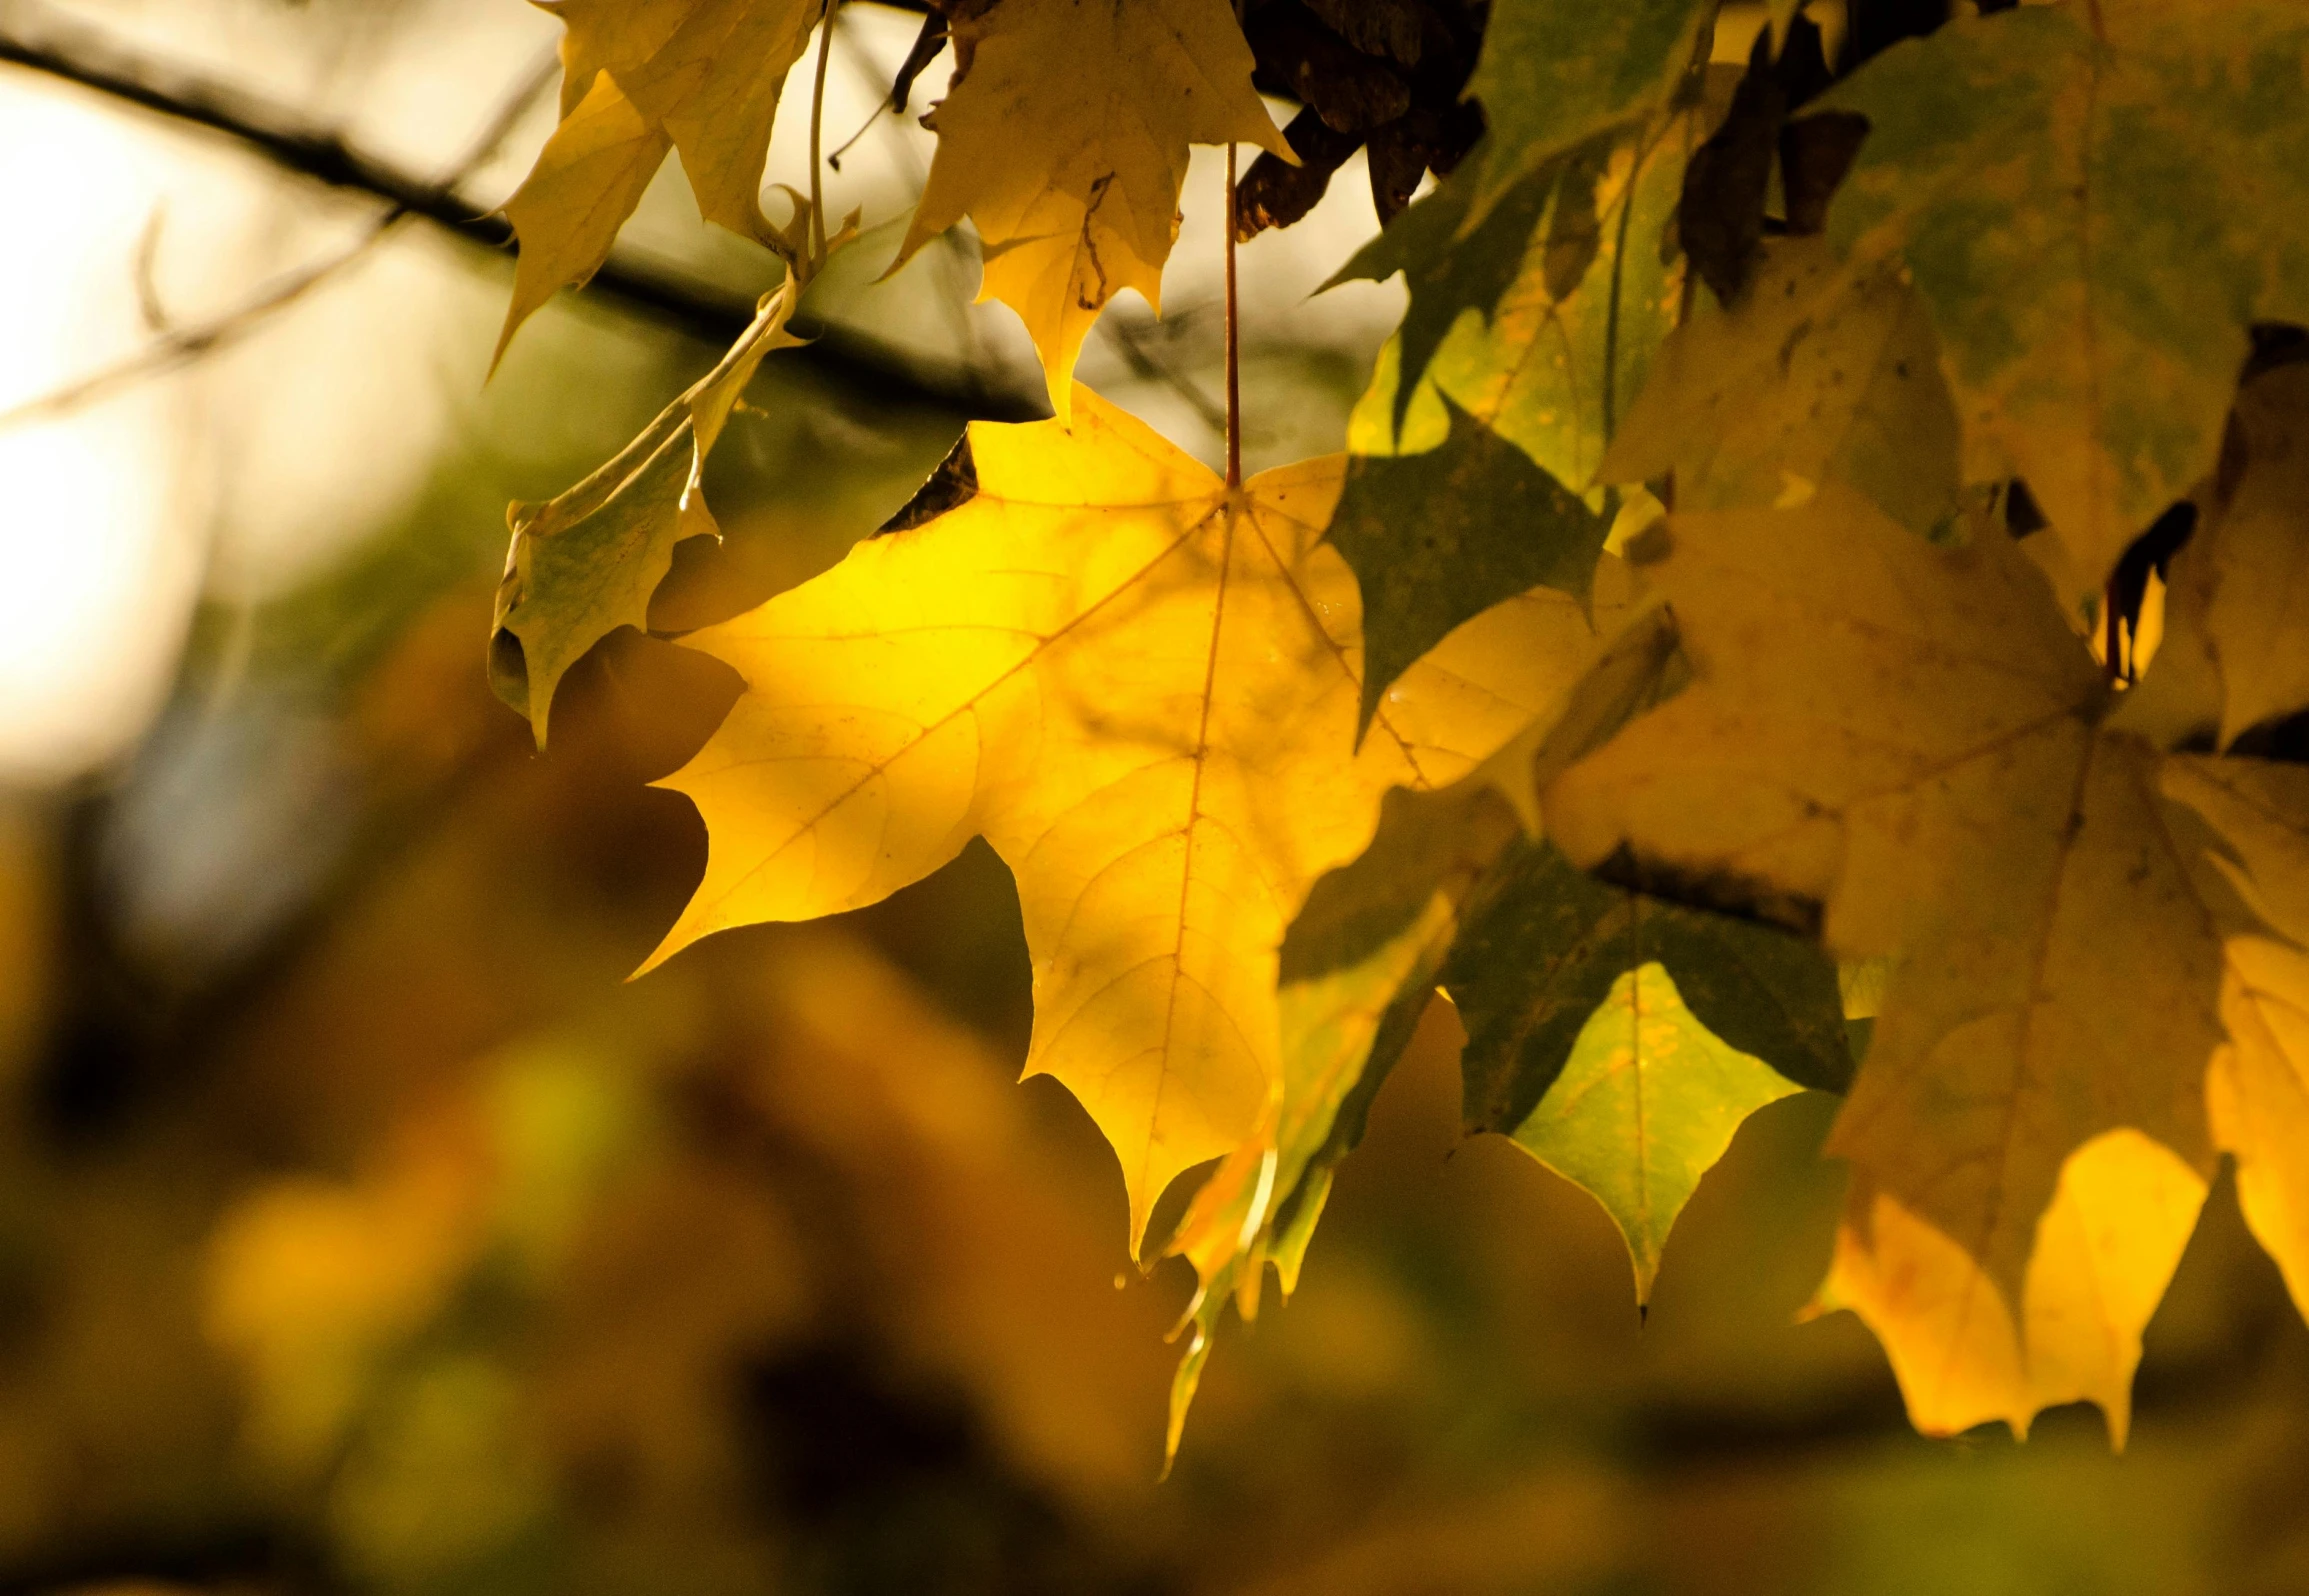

{"left": 1464, "top": 0, "right": 1715, "bottom": 215}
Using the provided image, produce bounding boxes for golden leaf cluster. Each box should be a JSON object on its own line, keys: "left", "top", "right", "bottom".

{"left": 479, "top": 0, "right": 2309, "bottom": 1468}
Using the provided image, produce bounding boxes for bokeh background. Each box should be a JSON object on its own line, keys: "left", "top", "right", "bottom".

{"left": 2, "top": 1, "right": 2306, "bottom": 1592}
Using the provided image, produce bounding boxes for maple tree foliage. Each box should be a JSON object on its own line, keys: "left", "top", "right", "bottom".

{"left": 483, "top": 0, "right": 2309, "bottom": 1468}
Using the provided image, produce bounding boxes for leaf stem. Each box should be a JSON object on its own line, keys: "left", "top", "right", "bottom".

{"left": 1225, "top": 141, "right": 1241, "bottom": 489}
{"left": 808, "top": 0, "right": 837, "bottom": 268}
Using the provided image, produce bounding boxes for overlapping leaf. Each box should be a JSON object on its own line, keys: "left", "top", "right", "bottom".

{"left": 2112, "top": 361, "right": 2309, "bottom": 755}
{"left": 1341, "top": 118, "right": 1687, "bottom": 495}
{"left": 1327, "top": 111, "right": 1690, "bottom": 712}
{"left": 641, "top": 385, "right": 1576, "bottom": 1248}
{"left": 1159, "top": 589, "right": 1864, "bottom": 1456}
{"left": 2199, "top": 366, "right": 2309, "bottom": 746}
{"left": 1446, "top": 845, "right": 1851, "bottom": 1308}
{"left": 1157, "top": 586, "right": 1669, "bottom": 1461}
{"left": 891, "top": 0, "right": 1291, "bottom": 416}
{"left": 1544, "top": 489, "right": 2309, "bottom": 1440}
{"left": 497, "top": 0, "right": 822, "bottom": 363}
{"left": 1818, "top": 0, "right": 2309, "bottom": 588}
{"left": 1327, "top": 399, "right": 1604, "bottom": 731}
{"left": 457, "top": 0, "right": 2309, "bottom": 1469}
{"left": 1601, "top": 236, "right": 1961, "bottom": 535}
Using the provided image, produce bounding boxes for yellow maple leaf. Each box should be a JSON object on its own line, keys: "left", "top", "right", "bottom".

{"left": 496, "top": 0, "right": 820, "bottom": 364}
{"left": 1818, "top": 1127, "right": 2207, "bottom": 1448}
{"left": 498, "top": 72, "right": 672, "bottom": 370}
{"left": 890, "top": 0, "right": 1292, "bottom": 418}
{"left": 641, "top": 386, "right": 1571, "bottom": 1246}
{"left": 2162, "top": 757, "right": 2309, "bottom": 1315}
{"left": 1542, "top": 490, "right": 2303, "bottom": 1441}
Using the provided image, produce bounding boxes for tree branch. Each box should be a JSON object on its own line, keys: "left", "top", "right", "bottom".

{"left": 0, "top": 2, "right": 1043, "bottom": 421}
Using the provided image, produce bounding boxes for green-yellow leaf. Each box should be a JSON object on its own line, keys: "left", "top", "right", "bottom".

{"left": 891, "top": 0, "right": 1290, "bottom": 418}
{"left": 1819, "top": 0, "right": 2309, "bottom": 588}
{"left": 642, "top": 386, "right": 1578, "bottom": 1249}
{"left": 1437, "top": 829, "right": 1851, "bottom": 1307}
{"left": 1543, "top": 489, "right": 2274, "bottom": 1441}
{"left": 1326, "top": 117, "right": 1689, "bottom": 753}
{"left": 1163, "top": 776, "right": 1526, "bottom": 1470}
{"left": 1508, "top": 961, "right": 1804, "bottom": 1304}
{"left": 491, "top": 279, "right": 805, "bottom": 744}
{"left": 1329, "top": 136, "right": 1562, "bottom": 442}
{"left": 1346, "top": 119, "right": 1688, "bottom": 494}
{"left": 1465, "top": 0, "right": 1714, "bottom": 217}
{"left": 1448, "top": 844, "right": 1853, "bottom": 1128}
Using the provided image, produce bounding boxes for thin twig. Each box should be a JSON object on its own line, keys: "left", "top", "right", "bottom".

{"left": 2, "top": 220, "right": 393, "bottom": 428}
{"left": 1, "top": 46, "right": 561, "bottom": 430}
{"left": 809, "top": 0, "right": 838, "bottom": 265}
{"left": 0, "top": 0, "right": 1042, "bottom": 419}
{"left": 1224, "top": 142, "right": 1241, "bottom": 489}
{"left": 131, "top": 206, "right": 171, "bottom": 332}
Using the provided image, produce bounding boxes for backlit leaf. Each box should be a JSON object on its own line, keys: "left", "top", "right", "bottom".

{"left": 1345, "top": 118, "right": 1688, "bottom": 493}
{"left": 642, "top": 386, "right": 1572, "bottom": 1248}
{"left": 891, "top": 0, "right": 1291, "bottom": 418}
{"left": 1162, "top": 774, "right": 1526, "bottom": 1470}
{"left": 2202, "top": 365, "right": 2309, "bottom": 745}
{"left": 496, "top": 0, "right": 821, "bottom": 362}
{"left": 2161, "top": 757, "right": 2309, "bottom": 1321}
{"left": 1815, "top": 1126, "right": 2208, "bottom": 1450}
{"left": 1448, "top": 846, "right": 1853, "bottom": 1133}
{"left": 548, "top": 0, "right": 819, "bottom": 239}
{"left": 497, "top": 73, "right": 672, "bottom": 370}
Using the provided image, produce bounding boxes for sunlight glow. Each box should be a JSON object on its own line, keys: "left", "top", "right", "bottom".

{"left": 0, "top": 84, "right": 202, "bottom": 781}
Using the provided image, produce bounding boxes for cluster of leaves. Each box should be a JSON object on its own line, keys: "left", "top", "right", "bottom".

{"left": 483, "top": 0, "right": 2309, "bottom": 1467}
